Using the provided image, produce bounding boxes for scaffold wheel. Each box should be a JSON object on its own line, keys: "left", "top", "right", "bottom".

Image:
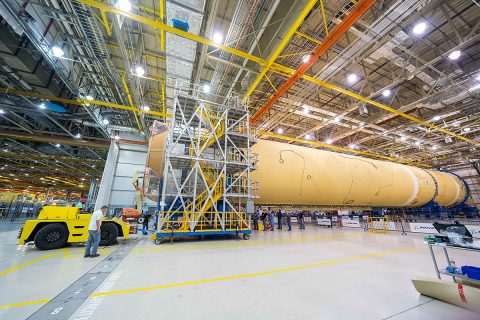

{"left": 154, "top": 238, "right": 164, "bottom": 245}
{"left": 243, "top": 234, "right": 250, "bottom": 240}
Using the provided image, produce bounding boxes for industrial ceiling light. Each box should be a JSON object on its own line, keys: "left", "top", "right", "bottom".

{"left": 276, "top": 128, "right": 283, "bottom": 134}
{"left": 102, "top": 119, "right": 110, "bottom": 125}
{"left": 415, "top": 141, "right": 421, "bottom": 146}
{"left": 347, "top": 73, "right": 358, "bottom": 84}
{"left": 142, "top": 105, "right": 150, "bottom": 111}
{"left": 302, "top": 54, "right": 311, "bottom": 63}
{"left": 212, "top": 32, "right": 223, "bottom": 44}
{"left": 86, "top": 95, "right": 94, "bottom": 101}
{"left": 325, "top": 139, "right": 333, "bottom": 145}
{"left": 303, "top": 106, "right": 309, "bottom": 114}
{"left": 433, "top": 116, "right": 441, "bottom": 121}
{"left": 114, "top": 135, "right": 120, "bottom": 140}
{"left": 333, "top": 116, "right": 340, "bottom": 123}
{"left": 448, "top": 50, "right": 461, "bottom": 60}
{"left": 382, "top": 89, "right": 391, "bottom": 97}
{"left": 55, "top": 144, "right": 61, "bottom": 148}
{"left": 0, "top": 109, "right": 4, "bottom": 114}
{"left": 202, "top": 84, "right": 211, "bottom": 93}
{"left": 134, "top": 65, "right": 146, "bottom": 76}
{"left": 348, "top": 144, "right": 356, "bottom": 150}
{"left": 39, "top": 103, "right": 46, "bottom": 109}
{"left": 51, "top": 46, "right": 64, "bottom": 57}
{"left": 75, "top": 133, "right": 81, "bottom": 139}
{"left": 412, "top": 22, "right": 427, "bottom": 35}
{"left": 116, "top": 0, "right": 131, "bottom": 12}
{"left": 476, "top": 75, "right": 480, "bottom": 81}
{"left": 305, "top": 134, "right": 312, "bottom": 140}
{"left": 431, "top": 145, "right": 438, "bottom": 150}
{"left": 400, "top": 136, "right": 407, "bottom": 141}
{"left": 464, "top": 127, "right": 471, "bottom": 132}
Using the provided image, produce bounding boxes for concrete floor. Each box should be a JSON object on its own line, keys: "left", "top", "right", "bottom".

{"left": 0, "top": 223, "right": 479, "bottom": 320}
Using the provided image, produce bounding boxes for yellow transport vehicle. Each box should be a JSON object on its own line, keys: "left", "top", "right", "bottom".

{"left": 18, "top": 206, "right": 131, "bottom": 250}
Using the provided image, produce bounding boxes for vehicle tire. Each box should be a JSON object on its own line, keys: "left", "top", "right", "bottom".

{"left": 100, "top": 223, "right": 118, "bottom": 246}
{"left": 243, "top": 234, "right": 250, "bottom": 240}
{"left": 34, "top": 223, "right": 68, "bottom": 250}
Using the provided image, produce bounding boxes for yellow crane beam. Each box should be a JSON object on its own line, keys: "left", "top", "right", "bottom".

{"left": 0, "top": 87, "right": 171, "bottom": 118}
{"left": 244, "top": 0, "right": 318, "bottom": 101}
{"left": 69, "top": 0, "right": 479, "bottom": 146}
{"left": 0, "top": 152, "right": 104, "bottom": 163}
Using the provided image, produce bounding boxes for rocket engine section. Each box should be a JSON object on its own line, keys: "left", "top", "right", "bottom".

{"left": 250, "top": 140, "right": 466, "bottom": 208}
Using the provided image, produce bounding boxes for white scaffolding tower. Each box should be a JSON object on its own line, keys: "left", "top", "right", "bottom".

{"left": 154, "top": 82, "right": 258, "bottom": 242}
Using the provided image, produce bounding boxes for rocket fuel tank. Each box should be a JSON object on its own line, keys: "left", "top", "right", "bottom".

{"left": 250, "top": 139, "right": 466, "bottom": 208}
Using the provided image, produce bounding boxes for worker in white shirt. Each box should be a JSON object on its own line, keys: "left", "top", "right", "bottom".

{"left": 84, "top": 205, "right": 108, "bottom": 258}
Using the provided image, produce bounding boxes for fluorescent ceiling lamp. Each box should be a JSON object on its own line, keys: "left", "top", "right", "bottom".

{"left": 382, "top": 89, "right": 391, "bottom": 97}
{"left": 202, "top": 84, "right": 211, "bottom": 93}
{"left": 86, "top": 95, "right": 94, "bottom": 101}
{"left": 102, "top": 119, "right": 110, "bottom": 125}
{"left": 134, "top": 65, "right": 145, "bottom": 76}
{"left": 142, "top": 105, "right": 150, "bottom": 111}
{"left": 51, "top": 46, "right": 64, "bottom": 57}
{"left": 412, "top": 22, "right": 427, "bottom": 35}
{"left": 347, "top": 73, "right": 358, "bottom": 83}
{"left": 116, "top": 0, "right": 131, "bottom": 12}
{"left": 302, "top": 54, "right": 311, "bottom": 63}
{"left": 448, "top": 50, "right": 461, "bottom": 60}
{"left": 276, "top": 128, "right": 283, "bottom": 134}
{"left": 212, "top": 32, "right": 223, "bottom": 44}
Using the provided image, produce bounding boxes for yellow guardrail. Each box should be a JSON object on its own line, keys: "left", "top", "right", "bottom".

{"left": 158, "top": 211, "right": 249, "bottom": 233}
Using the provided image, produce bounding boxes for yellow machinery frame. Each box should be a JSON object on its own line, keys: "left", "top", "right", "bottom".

{"left": 367, "top": 216, "right": 390, "bottom": 233}
{"left": 18, "top": 206, "right": 131, "bottom": 248}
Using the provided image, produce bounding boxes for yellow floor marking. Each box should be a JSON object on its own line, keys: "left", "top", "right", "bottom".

{"left": 0, "top": 251, "right": 60, "bottom": 277}
{"left": 0, "top": 299, "right": 51, "bottom": 309}
{"left": 91, "top": 246, "right": 419, "bottom": 298}
{"left": 0, "top": 245, "right": 419, "bottom": 309}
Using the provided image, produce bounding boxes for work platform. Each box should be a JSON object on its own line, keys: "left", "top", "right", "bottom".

{"left": 152, "top": 82, "right": 258, "bottom": 242}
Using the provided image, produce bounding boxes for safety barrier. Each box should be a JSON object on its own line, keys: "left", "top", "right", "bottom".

{"left": 311, "top": 215, "right": 480, "bottom": 238}
{"left": 0, "top": 202, "right": 43, "bottom": 222}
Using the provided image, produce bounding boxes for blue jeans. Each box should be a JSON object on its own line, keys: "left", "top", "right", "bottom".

{"left": 85, "top": 230, "right": 100, "bottom": 256}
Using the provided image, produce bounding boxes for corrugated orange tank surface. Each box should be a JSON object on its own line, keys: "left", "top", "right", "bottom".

{"left": 250, "top": 140, "right": 466, "bottom": 208}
